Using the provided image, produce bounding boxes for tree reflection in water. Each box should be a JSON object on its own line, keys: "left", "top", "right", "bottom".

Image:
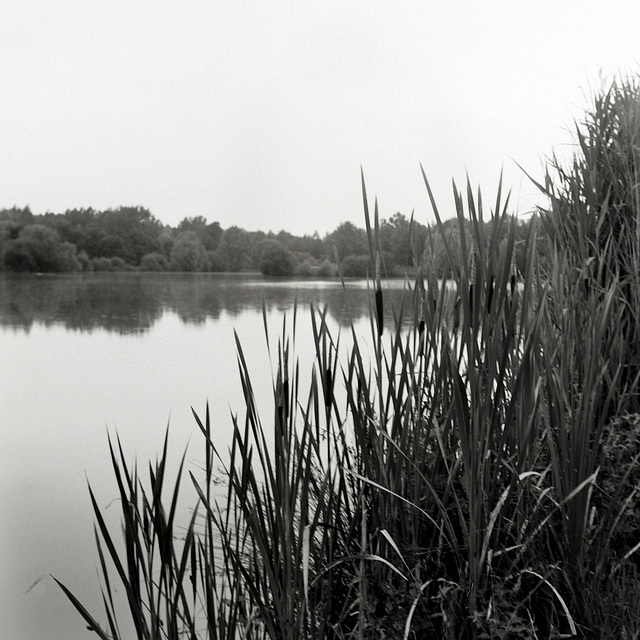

{"left": 0, "top": 273, "right": 413, "bottom": 334}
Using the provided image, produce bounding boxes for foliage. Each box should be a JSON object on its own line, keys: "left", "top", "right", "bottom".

{"left": 0, "top": 206, "right": 164, "bottom": 271}
{"left": 110, "top": 257, "right": 133, "bottom": 271}
{"left": 422, "top": 218, "right": 460, "bottom": 277}
{"left": 5, "top": 224, "right": 80, "bottom": 272}
{"left": 77, "top": 250, "right": 92, "bottom": 271}
{"left": 0, "top": 206, "right": 34, "bottom": 237}
{"left": 140, "top": 252, "right": 169, "bottom": 272}
{"left": 90, "top": 257, "right": 129, "bottom": 272}
{"left": 0, "top": 204, "right": 530, "bottom": 275}
{"left": 169, "top": 231, "right": 207, "bottom": 272}
{"left": 380, "top": 212, "right": 428, "bottom": 268}
{"left": 257, "top": 240, "right": 295, "bottom": 276}
{"left": 4, "top": 243, "right": 37, "bottom": 271}
{"left": 279, "top": 230, "right": 325, "bottom": 259}
{"left": 528, "top": 76, "right": 640, "bottom": 630}
{"left": 324, "top": 221, "right": 368, "bottom": 260}
{"left": 178, "top": 216, "right": 223, "bottom": 251}
{"left": 293, "top": 255, "right": 337, "bottom": 277}
{"left": 57, "top": 179, "right": 560, "bottom": 638}
{"left": 316, "top": 259, "right": 337, "bottom": 277}
{"left": 218, "top": 226, "right": 254, "bottom": 272}
{"left": 536, "top": 76, "right": 640, "bottom": 415}
{"left": 98, "top": 207, "right": 164, "bottom": 264}
{"left": 56, "top": 75, "right": 640, "bottom": 639}
{"left": 292, "top": 254, "right": 317, "bottom": 277}
{"left": 205, "top": 249, "right": 227, "bottom": 272}
{"left": 598, "top": 414, "right": 640, "bottom": 563}
{"left": 341, "top": 254, "right": 370, "bottom": 277}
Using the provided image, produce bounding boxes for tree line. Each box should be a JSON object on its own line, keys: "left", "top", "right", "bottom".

{"left": 0, "top": 205, "right": 531, "bottom": 277}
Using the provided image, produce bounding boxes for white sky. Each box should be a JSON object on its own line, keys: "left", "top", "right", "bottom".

{"left": 2, "top": 1, "right": 640, "bottom": 236}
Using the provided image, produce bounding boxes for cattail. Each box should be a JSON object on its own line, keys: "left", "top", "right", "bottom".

{"left": 453, "top": 295, "right": 461, "bottom": 332}
{"left": 375, "top": 288, "right": 383, "bottom": 337}
{"left": 324, "top": 368, "right": 332, "bottom": 409}
{"left": 277, "top": 404, "right": 284, "bottom": 430}
{"left": 375, "top": 252, "right": 383, "bottom": 337}
{"left": 486, "top": 275, "right": 495, "bottom": 313}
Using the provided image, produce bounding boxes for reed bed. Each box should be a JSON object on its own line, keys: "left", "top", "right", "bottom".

{"left": 58, "top": 76, "right": 640, "bottom": 638}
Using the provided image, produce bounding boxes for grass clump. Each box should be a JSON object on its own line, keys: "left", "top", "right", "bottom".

{"left": 57, "top": 74, "right": 640, "bottom": 638}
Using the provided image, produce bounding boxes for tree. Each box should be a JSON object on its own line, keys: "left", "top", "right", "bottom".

{"left": 342, "top": 254, "right": 370, "bottom": 277}
{"left": 177, "top": 217, "right": 223, "bottom": 251}
{"left": 127, "top": 228, "right": 163, "bottom": 264}
{"left": 324, "top": 222, "right": 368, "bottom": 261}
{"left": 96, "top": 207, "right": 163, "bottom": 264}
{"left": 4, "top": 243, "right": 36, "bottom": 271}
{"left": 257, "top": 240, "right": 295, "bottom": 276}
{"left": 380, "top": 212, "right": 429, "bottom": 269}
{"left": 218, "top": 226, "right": 253, "bottom": 271}
{"left": 6, "top": 224, "right": 80, "bottom": 272}
{"left": 140, "top": 252, "right": 169, "bottom": 271}
{"left": 0, "top": 207, "right": 34, "bottom": 239}
{"left": 422, "top": 223, "right": 464, "bottom": 278}
{"left": 82, "top": 226, "right": 106, "bottom": 258}
{"left": 0, "top": 221, "right": 11, "bottom": 268}
{"left": 205, "top": 250, "right": 226, "bottom": 272}
{"left": 169, "top": 232, "right": 207, "bottom": 271}
{"left": 96, "top": 234, "right": 127, "bottom": 258}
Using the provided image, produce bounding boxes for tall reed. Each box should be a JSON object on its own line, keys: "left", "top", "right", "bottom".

{"left": 57, "top": 75, "right": 640, "bottom": 638}
{"left": 533, "top": 74, "right": 640, "bottom": 633}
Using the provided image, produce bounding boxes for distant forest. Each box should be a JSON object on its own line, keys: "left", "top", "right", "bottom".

{"left": 0, "top": 206, "right": 531, "bottom": 277}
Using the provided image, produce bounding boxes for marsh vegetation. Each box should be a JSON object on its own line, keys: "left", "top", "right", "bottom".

{"left": 57, "top": 76, "right": 640, "bottom": 638}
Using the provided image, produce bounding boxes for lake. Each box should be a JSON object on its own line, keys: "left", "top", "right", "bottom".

{"left": 0, "top": 272, "right": 413, "bottom": 640}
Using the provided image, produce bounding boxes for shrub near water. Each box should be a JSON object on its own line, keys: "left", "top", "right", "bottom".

{"left": 58, "top": 76, "right": 640, "bottom": 639}
{"left": 256, "top": 239, "right": 295, "bottom": 276}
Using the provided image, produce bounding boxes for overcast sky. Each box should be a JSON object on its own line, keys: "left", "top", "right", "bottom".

{"left": 2, "top": 1, "right": 640, "bottom": 235}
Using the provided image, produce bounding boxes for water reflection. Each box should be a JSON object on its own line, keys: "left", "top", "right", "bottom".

{"left": 0, "top": 273, "right": 414, "bottom": 333}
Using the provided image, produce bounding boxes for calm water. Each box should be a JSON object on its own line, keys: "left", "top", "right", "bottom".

{"left": 0, "top": 272, "right": 412, "bottom": 640}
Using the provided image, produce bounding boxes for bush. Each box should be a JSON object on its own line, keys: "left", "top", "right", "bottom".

{"left": 316, "top": 258, "right": 337, "bottom": 277}
{"left": 77, "top": 250, "right": 92, "bottom": 272}
{"left": 258, "top": 240, "right": 295, "bottom": 276}
{"left": 109, "top": 257, "right": 129, "bottom": 271}
{"left": 217, "top": 226, "right": 253, "bottom": 271}
{"left": 55, "top": 241, "right": 82, "bottom": 271}
{"left": 294, "top": 255, "right": 319, "bottom": 277}
{"left": 341, "top": 254, "right": 369, "bottom": 277}
{"left": 90, "top": 257, "right": 114, "bottom": 271}
{"left": 169, "top": 231, "right": 206, "bottom": 271}
{"left": 4, "top": 243, "right": 36, "bottom": 271}
{"left": 598, "top": 414, "right": 640, "bottom": 561}
{"left": 140, "top": 252, "right": 168, "bottom": 272}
